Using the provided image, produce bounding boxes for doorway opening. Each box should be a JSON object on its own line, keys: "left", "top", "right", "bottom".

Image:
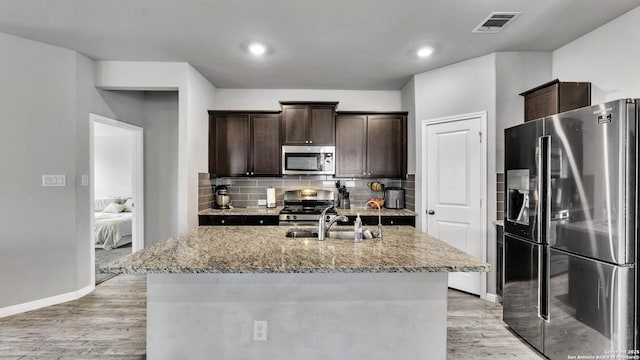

{"left": 90, "top": 114, "right": 144, "bottom": 285}
{"left": 421, "top": 111, "right": 487, "bottom": 297}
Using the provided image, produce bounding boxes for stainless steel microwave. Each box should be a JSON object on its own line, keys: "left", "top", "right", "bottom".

{"left": 282, "top": 145, "right": 335, "bottom": 175}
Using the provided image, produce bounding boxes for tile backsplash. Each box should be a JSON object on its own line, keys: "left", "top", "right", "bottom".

{"left": 204, "top": 175, "right": 404, "bottom": 209}
{"left": 198, "top": 173, "right": 215, "bottom": 212}
{"left": 496, "top": 173, "right": 504, "bottom": 220}
{"left": 404, "top": 174, "right": 415, "bottom": 211}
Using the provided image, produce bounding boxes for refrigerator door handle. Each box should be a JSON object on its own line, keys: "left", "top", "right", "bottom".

{"left": 537, "top": 246, "right": 550, "bottom": 321}
{"left": 536, "top": 135, "right": 550, "bottom": 244}
{"left": 536, "top": 136, "right": 550, "bottom": 322}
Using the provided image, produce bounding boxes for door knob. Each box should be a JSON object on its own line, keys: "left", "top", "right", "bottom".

{"left": 427, "top": 210, "right": 435, "bottom": 215}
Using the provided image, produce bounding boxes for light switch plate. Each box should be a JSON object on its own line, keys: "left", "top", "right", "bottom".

{"left": 42, "top": 175, "right": 66, "bottom": 187}
{"left": 258, "top": 199, "right": 267, "bottom": 206}
{"left": 81, "top": 174, "right": 89, "bottom": 186}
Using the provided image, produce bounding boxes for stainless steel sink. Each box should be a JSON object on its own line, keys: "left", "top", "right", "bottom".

{"left": 286, "top": 227, "right": 375, "bottom": 240}
{"left": 285, "top": 228, "right": 318, "bottom": 238}
{"left": 328, "top": 229, "right": 375, "bottom": 239}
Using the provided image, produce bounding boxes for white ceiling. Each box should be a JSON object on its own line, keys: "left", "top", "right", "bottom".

{"left": 0, "top": 0, "right": 638, "bottom": 90}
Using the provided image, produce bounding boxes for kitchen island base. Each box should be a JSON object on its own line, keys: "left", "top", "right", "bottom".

{"left": 147, "top": 272, "right": 447, "bottom": 360}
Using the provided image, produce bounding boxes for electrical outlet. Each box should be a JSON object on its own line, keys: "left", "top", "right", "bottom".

{"left": 253, "top": 320, "right": 267, "bottom": 341}
{"left": 258, "top": 199, "right": 267, "bottom": 206}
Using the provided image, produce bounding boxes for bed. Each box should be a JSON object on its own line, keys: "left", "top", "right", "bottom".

{"left": 94, "top": 197, "right": 133, "bottom": 250}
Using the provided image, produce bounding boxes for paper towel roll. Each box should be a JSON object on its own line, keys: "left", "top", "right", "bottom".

{"left": 266, "top": 188, "right": 276, "bottom": 208}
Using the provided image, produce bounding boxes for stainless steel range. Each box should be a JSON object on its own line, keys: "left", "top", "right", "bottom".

{"left": 278, "top": 189, "right": 337, "bottom": 225}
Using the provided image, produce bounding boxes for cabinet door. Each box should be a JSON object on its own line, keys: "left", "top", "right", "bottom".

{"left": 309, "top": 105, "right": 335, "bottom": 145}
{"left": 282, "top": 104, "right": 309, "bottom": 145}
{"left": 212, "top": 114, "right": 250, "bottom": 176}
{"left": 251, "top": 114, "right": 281, "bottom": 176}
{"left": 524, "top": 84, "right": 558, "bottom": 122}
{"left": 366, "top": 115, "right": 406, "bottom": 178}
{"left": 335, "top": 115, "right": 367, "bottom": 177}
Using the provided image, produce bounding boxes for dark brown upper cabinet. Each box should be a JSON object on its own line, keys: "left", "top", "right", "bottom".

{"left": 335, "top": 112, "right": 407, "bottom": 178}
{"left": 280, "top": 101, "right": 338, "bottom": 145}
{"left": 520, "top": 79, "right": 591, "bottom": 122}
{"left": 209, "top": 111, "right": 281, "bottom": 177}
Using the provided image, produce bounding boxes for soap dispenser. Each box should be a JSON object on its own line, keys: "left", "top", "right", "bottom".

{"left": 354, "top": 214, "right": 363, "bottom": 243}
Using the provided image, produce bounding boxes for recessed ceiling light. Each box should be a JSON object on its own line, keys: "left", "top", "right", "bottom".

{"left": 417, "top": 47, "right": 434, "bottom": 58}
{"left": 248, "top": 42, "right": 267, "bottom": 56}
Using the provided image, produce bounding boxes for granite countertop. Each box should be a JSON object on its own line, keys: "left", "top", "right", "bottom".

{"left": 336, "top": 208, "right": 417, "bottom": 217}
{"left": 199, "top": 207, "right": 283, "bottom": 216}
{"left": 198, "top": 207, "right": 417, "bottom": 217}
{"left": 102, "top": 226, "right": 490, "bottom": 274}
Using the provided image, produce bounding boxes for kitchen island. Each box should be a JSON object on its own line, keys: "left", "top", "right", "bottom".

{"left": 103, "top": 225, "right": 489, "bottom": 359}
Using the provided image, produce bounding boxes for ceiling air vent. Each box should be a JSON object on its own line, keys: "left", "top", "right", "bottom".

{"left": 472, "top": 12, "right": 521, "bottom": 33}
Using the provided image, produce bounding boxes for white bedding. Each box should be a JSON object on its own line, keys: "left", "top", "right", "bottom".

{"left": 94, "top": 211, "right": 132, "bottom": 250}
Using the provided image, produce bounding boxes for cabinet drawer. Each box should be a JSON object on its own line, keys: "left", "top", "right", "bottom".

{"left": 244, "top": 216, "right": 278, "bottom": 226}
{"left": 199, "top": 215, "right": 278, "bottom": 226}
{"left": 343, "top": 215, "right": 415, "bottom": 227}
{"left": 199, "top": 215, "right": 245, "bottom": 226}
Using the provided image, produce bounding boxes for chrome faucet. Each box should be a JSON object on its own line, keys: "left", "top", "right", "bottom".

{"left": 365, "top": 200, "right": 383, "bottom": 240}
{"left": 318, "top": 206, "right": 348, "bottom": 241}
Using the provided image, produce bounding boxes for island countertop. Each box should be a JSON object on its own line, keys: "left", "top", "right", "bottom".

{"left": 103, "top": 225, "right": 489, "bottom": 274}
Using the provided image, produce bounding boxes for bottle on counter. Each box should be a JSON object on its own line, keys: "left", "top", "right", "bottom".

{"left": 354, "top": 213, "right": 362, "bottom": 243}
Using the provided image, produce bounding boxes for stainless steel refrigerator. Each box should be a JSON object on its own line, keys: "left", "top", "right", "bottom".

{"left": 503, "top": 99, "right": 638, "bottom": 359}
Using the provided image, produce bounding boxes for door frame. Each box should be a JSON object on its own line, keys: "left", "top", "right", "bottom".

{"left": 89, "top": 113, "right": 144, "bottom": 284}
{"left": 420, "top": 111, "right": 488, "bottom": 299}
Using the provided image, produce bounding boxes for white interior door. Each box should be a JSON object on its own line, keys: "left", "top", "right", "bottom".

{"left": 425, "top": 116, "right": 483, "bottom": 295}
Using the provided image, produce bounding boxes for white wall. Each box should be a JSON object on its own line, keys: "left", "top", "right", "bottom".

{"left": 94, "top": 135, "right": 133, "bottom": 198}
{"left": 401, "top": 78, "right": 417, "bottom": 173}
{"left": 186, "top": 66, "right": 218, "bottom": 229}
{"left": 141, "top": 92, "right": 179, "bottom": 246}
{"left": 214, "top": 89, "right": 401, "bottom": 111}
{"left": 553, "top": 6, "right": 640, "bottom": 103}
{"left": 0, "top": 32, "right": 88, "bottom": 310}
{"left": 95, "top": 61, "right": 217, "bottom": 232}
{"left": 413, "top": 54, "right": 497, "bottom": 232}
{"left": 93, "top": 90, "right": 180, "bottom": 247}
{"left": 411, "top": 54, "right": 496, "bottom": 299}
{"left": 495, "top": 52, "right": 552, "bottom": 172}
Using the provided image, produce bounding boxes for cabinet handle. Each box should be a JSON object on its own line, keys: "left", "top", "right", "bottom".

{"left": 246, "top": 172, "right": 249, "bottom": 175}
{"left": 363, "top": 172, "right": 366, "bottom": 175}
{"left": 221, "top": 220, "right": 225, "bottom": 224}
{"left": 390, "top": 220, "right": 394, "bottom": 225}
{"left": 305, "top": 140, "right": 309, "bottom": 144}
{"left": 259, "top": 220, "right": 264, "bottom": 224}
{"left": 428, "top": 210, "right": 435, "bottom": 215}
{"left": 368, "top": 172, "right": 371, "bottom": 176}
{"left": 309, "top": 140, "right": 313, "bottom": 144}
{"left": 251, "top": 172, "right": 254, "bottom": 175}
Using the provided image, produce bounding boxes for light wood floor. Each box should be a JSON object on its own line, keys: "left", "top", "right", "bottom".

{"left": 0, "top": 275, "right": 543, "bottom": 359}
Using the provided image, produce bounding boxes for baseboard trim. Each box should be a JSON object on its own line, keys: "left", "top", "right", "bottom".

{"left": 0, "top": 283, "right": 95, "bottom": 318}
{"left": 485, "top": 293, "right": 502, "bottom": 304}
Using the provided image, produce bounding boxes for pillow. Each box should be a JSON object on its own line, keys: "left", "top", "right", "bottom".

{"left": 95, "top": 197, "right": 118, "bottom": 211}
{"left": 123, "top": 198, "right": 134, "bottom": 212}
{"left": 103, "top": 203, "right": 126, "bottom": 213}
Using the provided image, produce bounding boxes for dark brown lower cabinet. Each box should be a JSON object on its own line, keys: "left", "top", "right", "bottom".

{"left": 199, "top": 215, "right": 279, "bottom": 226}
{"left": 342, "top": 215, "right": 415, "bottom": 227}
